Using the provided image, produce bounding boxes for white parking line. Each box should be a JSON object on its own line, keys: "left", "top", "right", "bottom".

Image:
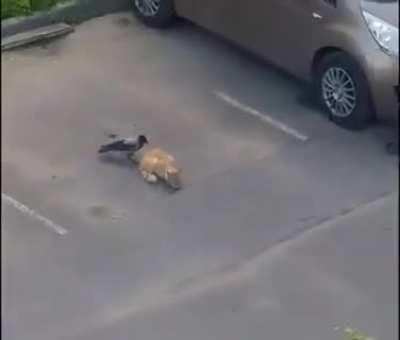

{"left": 1, "top": 193, "right": 68, "bottom": 236}
{"left": 215, "top": 91, "right": 309, "bottom": 142}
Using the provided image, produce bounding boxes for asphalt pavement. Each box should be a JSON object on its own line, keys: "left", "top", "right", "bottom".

{"left": 1, "top": 12, "right": 398, "bottom": 340}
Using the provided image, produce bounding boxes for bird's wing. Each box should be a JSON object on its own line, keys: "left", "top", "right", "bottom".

{"left": 123, "top": 138, "right": 137, "bottom": 146}
{"left": 108, "top": 140, "right": 126, "bottom": 148}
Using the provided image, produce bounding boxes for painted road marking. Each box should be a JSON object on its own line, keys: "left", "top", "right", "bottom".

{"left": 2, "top": 193, "right": 68, "bottom": 236}
{"left": 215, "top": 91, "right": 310, "bottom": 142}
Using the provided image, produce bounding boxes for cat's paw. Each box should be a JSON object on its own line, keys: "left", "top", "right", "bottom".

{"left": 147, "top": 174, "right": 158, "bottom": 183}
{"left": 142, "top": 171, "right": 158, "bottom": 183}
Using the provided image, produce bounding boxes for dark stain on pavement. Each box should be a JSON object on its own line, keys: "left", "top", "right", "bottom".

{"left": 87, "top": 205, "right": 128, "bottom": 222}
{"left": 115, "top": 17, "right": 133, "bottom": 27}
{"left": 88, "top": 205, "right": 112, "bottom": 219}
{"left": 11, "top": 37, "right": 66, "bottom": 58}
{"left": 297, "top": 88, "right": 323, "bottom": 113}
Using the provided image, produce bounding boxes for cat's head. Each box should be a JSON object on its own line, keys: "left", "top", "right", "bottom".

{"left": 165, "top": 165, "right": 182, "bottom": 190}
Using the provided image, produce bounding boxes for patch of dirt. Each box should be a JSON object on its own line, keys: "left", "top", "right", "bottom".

{"left": 88, "top": 205, "right": 112, "bottom": 219}
{"left": 87, "top": 205, "right": 127, "bottom": 222}
{"left": 7, "top": 36, "right": 67, "bottom": 58}
{"left": 115, "top": 17, "right": 133, "bottom": 27}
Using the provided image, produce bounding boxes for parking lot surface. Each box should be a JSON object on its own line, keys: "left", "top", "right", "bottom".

{"left": 2, "top": 12, "right": 398, "bottom": 340}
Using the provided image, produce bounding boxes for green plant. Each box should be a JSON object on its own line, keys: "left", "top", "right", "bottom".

{"left": 30, "top": 0, "right": 58, "bottom": 11}
{"left": 1, "top": 0, "right": 66, "bottom": 19}
{"left": 337, "top": 327, "right": 376, "bottom": 340}
{"left": 1, "top": 0, "right": 31, "bottom": 19}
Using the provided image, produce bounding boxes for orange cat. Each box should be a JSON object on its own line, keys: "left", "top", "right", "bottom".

{"left": 131, "top": 148, "right": 182, "bottom": 190}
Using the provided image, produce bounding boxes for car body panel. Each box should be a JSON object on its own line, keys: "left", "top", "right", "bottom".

{"left": 191, "top": 0, "right": 243, "bottom": 43}
{"left": 174, "top": 0, "right": 194, "bottom": 19}
{"left": 174, "top": 0, "right": 376, "bottom": 79}
{"left": 225, "top": 0, "right": 316, "bottom": 79}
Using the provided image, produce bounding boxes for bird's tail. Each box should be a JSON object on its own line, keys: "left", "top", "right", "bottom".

{"left": 98, "top": 144, "right": 112, "bottom": 154}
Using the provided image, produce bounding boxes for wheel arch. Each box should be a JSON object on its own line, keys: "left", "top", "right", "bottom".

{"left": 311, "top": 46, "right": 344, "bottom": 78}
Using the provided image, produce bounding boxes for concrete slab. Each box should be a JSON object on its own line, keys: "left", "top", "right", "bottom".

{"left": 1, "top": 23, "right": 74, "bottom": 51}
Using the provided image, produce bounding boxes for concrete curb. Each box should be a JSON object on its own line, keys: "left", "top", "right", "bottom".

{"left": 2, "top": 23, "right": 74, "bottom": 51}
{"left": 1, "top": 0, "right": 131, "bottom": 38}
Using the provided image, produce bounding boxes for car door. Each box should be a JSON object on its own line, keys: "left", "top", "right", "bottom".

{"left": 174, "top": 0, "right": 195, "bottom": 19}
{"left": 238, "top": 0, "right": 316, "bottom": 78}
{"left": 191, "top": 0, "right": 242, "bottom": 42}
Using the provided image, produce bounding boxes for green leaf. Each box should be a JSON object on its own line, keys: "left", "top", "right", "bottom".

{"left": 342, "top": 327, "right": 375, "bottom": 340}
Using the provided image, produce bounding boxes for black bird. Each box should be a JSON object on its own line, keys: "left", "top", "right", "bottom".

{"left": 98, "top": 135, "right": 148, "bottom": 155}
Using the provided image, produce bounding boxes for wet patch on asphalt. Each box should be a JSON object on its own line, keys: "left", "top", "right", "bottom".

{"left": 115, "top": 17, "right": 134, "bottom": 27}
{"left": 88, "top": 205, "right": 128, "bottom": 222}
{"left": 296, "top": 88, "right": 323, "bottom": 114}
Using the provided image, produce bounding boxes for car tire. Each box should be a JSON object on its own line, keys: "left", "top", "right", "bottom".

{"left": 132, "top": 0, "right": 175, "bottom": 28}
{"left": 315, "top": 52, "right": 375, "bottom": 130}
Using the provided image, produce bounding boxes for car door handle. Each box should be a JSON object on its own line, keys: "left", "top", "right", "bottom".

{"left": 312, "top": 12, "right": 323, "bottom": 19}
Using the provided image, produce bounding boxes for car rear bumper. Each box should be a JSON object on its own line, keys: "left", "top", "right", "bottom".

{"left": 362, "top": 49, "right": 399, "bottom": 123}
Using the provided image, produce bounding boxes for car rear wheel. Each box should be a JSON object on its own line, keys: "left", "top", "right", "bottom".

{"left": 132, "top": 0, "right": 175, "bottom": 27}
{"left": 315, "top": 52, "right": 375, "bottom": 130}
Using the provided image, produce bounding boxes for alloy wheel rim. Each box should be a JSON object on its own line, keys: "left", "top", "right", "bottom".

{"left": 134, "top": 0, "right": 161, "bottom": 17}
{"left": 322, "top": 67, "right": 357, "bottom": 118}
